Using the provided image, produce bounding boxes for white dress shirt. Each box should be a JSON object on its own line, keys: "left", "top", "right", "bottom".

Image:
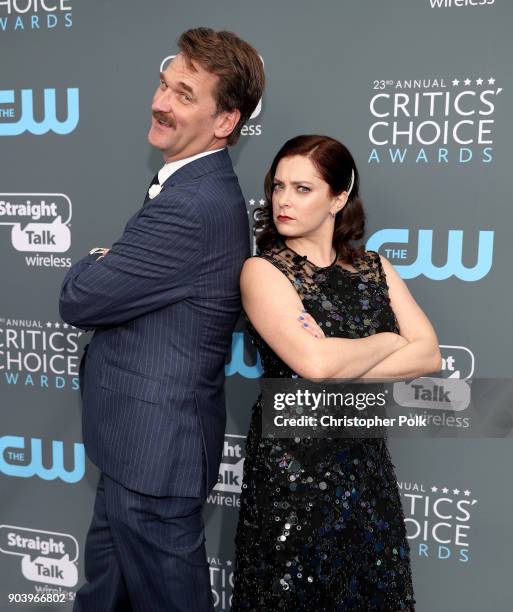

{"left": 157, "top": 147, "right": 225, "bottom": 185}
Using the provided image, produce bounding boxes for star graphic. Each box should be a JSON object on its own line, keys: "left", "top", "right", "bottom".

{"left": 248, "top": 199, "right": 255, "bottom": 206}
{"left": 55, "top": 322, "right": 61, "bottom": 328}
{"left": 476, "top": 78, "right": 483, "bottom": 86}
{"left": 63, "top": 323, "right": 69, "bottom": 329}
{"left": 453, "top": 488, "right": 460, "bottom": 495}
{"left": 463, "top": 489, "right": 471, "bottom": 496}
{"left": 431, "top": 486, "right": 438, "bottom": 492}
{"left": 259, "top": 199, "right": 266, "bottom": 206}
{"left": 442, "top": 487, "right": 449, "bottom": 494}
{"left": 452, "top": 79, "right": 459, "bottom": 86}
{"left": 46, "top": 322, "right": 52, "bottom": 328}
{"left": 488, "top": 77, "right": 496, "bottom": 85}
{"left": 464, "top": 78, "right": 471, "bottom": 86}
{"left": 226, "top": 560, "right": 232, "bottom": 566}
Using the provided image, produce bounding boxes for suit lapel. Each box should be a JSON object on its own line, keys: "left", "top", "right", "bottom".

{"left": 142, "top": 149, "right": 233, "bottom": 210}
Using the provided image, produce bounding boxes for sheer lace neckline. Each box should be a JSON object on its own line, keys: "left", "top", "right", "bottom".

{"left": 281, "top": 243, "right": 359, "bottom": 275}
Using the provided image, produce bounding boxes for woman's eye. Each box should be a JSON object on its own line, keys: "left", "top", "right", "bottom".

{"left": 298, "top": 186, "right": 310, "bottom": 193}
{"left": 272, "top": 183, "right": 282, "bottom": 191}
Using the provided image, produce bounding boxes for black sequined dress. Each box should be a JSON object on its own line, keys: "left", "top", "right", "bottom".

{"left": 231, "top": 243, "right": 415, "bottom": 611}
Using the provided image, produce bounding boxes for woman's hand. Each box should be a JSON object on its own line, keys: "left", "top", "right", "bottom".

{"left": 297, "top": 309, "right": 325, "bottom": 339}
{"left": 298, "top": 308, "right": 409, "bottom": 351}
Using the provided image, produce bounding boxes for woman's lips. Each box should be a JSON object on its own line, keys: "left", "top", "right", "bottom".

{"left": 277, "top": 215, "right": 294, "bottom": 222}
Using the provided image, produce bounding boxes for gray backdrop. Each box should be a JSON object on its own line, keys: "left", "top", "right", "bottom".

{"left": 1, "top": 0, "right": 511, "bottom": 610}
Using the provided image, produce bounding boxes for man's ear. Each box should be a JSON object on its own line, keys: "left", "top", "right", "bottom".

{"left": 214, "top": 108, "right": 241, "bottom": 140}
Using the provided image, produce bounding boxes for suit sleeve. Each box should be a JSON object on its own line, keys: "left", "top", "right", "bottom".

{"left": 59, "top": 190, "right": 203, "bottom": 330}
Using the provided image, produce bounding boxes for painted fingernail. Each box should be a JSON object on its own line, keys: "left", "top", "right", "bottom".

{"left": 299, "top": 316, "right": 304, "bottom": 320}
{"left": 303, "top": 323, "right": 309, "bottom": 327}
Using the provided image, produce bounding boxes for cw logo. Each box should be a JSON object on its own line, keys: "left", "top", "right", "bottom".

{"left": 0, "top": 436, "right": 85, "bottom": 483}
{"left": 366, "top": 229, "right": 494, "bottom": 281}
{"left": 0, "top": 88, "right": 79, "bottom": 136}
{"left": 225, "top": 332, "right": 262, "bottom": 378}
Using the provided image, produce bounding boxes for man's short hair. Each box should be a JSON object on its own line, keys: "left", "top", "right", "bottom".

{"left": 178, "top": 27, "right": 265, "bottom": 146}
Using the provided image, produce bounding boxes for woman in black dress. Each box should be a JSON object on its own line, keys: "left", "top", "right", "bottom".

{"left": 231, "top": 135, "right": 441, "bottom": 611}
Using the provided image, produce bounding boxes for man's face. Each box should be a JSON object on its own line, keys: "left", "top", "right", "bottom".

{"left": 148, "top": 53, "right": 223, "bottom": 161}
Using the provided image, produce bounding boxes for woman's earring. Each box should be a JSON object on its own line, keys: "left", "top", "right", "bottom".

{"left": 329, "top": 210, "right": 336, "bottom": 218}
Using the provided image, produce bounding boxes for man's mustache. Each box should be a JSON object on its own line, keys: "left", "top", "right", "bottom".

{"left": 152, "top": 112, "right": 176, "bottom": 128}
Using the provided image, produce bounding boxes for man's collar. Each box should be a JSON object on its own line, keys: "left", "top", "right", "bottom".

{"left": 157, "top": 147, "right": 226, "bottom": 186}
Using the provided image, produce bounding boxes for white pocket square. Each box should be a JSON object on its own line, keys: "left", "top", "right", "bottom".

{"left": 148, "top": 184, "right": 162, "bottom": 199}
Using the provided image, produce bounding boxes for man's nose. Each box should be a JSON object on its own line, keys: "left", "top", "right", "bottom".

{"left": 152, "top": 87, "right": 172, "bottom": 113}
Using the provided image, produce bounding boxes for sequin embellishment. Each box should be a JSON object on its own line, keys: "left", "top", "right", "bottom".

{"left": 231, "top": 244, "right": 416, "bottom": 611}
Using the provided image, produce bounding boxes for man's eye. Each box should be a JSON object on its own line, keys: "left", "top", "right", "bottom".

{"left": 159, "top": 79, "right": 166, "bottom": 90}
{"left": 180, "top": 93, "right": 192, "bottom": 103}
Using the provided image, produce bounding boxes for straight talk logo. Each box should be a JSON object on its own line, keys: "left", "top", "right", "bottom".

{"left": 0, "top": 194, "right": 73, "bottom": 268}
{"left": 0, "top": 525, "right": 79, "bottom": 587}
{"left": 207, "top": 434, "right": 245, "bottom": 508}
{"left": 430, "top": 0, "right": 494, "bottom": 6}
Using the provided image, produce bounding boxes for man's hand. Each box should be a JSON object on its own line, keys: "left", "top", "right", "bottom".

{"left": 89, "top": 247, "right": 110, "bottom": 259}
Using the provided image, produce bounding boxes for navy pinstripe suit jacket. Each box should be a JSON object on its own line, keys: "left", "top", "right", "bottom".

{"left": 59, "top": 149, "right": 250, "bottom": 497}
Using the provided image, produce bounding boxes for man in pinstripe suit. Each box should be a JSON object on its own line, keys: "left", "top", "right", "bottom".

{"left": 59, "top": 28, "right": 265, "bottom": 611}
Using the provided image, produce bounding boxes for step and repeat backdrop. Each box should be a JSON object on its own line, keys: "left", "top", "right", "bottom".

{"left": 1, "top": 1, "right": 512, "bottom": 610}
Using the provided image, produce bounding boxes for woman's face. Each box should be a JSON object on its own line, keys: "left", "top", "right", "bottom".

{"left": 272, "top": 155, "right": 339, "bottom": 239}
